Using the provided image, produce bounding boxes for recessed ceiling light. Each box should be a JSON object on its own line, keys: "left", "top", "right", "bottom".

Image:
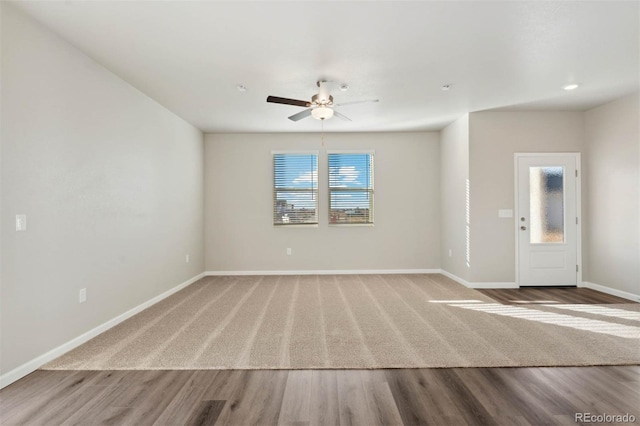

{"left": 339, "top": 83, "right": 349, "bottom": 92}
{"left": 563, "top": 84, "right": 579, "bottom": 91}
{"left": 441, "top": 84, "right": 452, "bottom": 91}
{"left": 236, "top": 84, "right": 247, "bottom": 92}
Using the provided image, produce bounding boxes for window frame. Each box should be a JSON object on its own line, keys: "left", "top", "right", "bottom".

{"left": 272, "top": 150, "right": 319, "bottom": 227}
{"left": 327, "top": 150, "right": 375, "bottom": 226}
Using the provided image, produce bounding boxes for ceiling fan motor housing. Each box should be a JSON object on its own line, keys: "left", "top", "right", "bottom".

{"left": 312, "top": 94, "right": 333, "bottom": 106}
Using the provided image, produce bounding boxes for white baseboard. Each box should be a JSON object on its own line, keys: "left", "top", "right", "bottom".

{"left": 440, "top": 270, "right": 518, "bottom": 289}
{"left": 581, "top": 281, "right": 640, "bottom": 302}
{"left": 206, "top": 269, "right": 440, "bottom": 276}
{"left": 0, "top": 272, "right": 206, "bottom": 390}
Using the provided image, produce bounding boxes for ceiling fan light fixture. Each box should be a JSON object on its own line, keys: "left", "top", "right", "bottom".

{"left": 311, "top": 106, "right": 334, "bottom": 120}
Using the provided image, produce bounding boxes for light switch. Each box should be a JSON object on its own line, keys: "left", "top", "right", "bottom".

{"left": 16, "top": 214, "right": 27, "bottom": 231}
{"left": 498, "top": 209, "right": 513, "bottom": 218}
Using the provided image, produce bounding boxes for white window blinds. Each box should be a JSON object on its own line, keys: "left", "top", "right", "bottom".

{"left": 328, "top": 152, "right": 374, "bottom": 224}
{"left": 273, "top": 153, "right": 318, "bottom": 225}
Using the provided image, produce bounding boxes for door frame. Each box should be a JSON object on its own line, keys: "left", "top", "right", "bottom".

{"left": 514, "top": 153, "right": 582, "bottom": 287}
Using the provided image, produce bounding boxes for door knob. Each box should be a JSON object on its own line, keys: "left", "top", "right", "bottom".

{"left": 521, "top": 226, "right": 527, "bottom": 230}
{"left": 520, "top": 217, "right": 526, "bottom": 222}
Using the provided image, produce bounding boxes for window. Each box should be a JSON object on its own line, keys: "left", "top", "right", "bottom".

{"left": 273, "top": 152, "right": 318, "bottom": 225}
{"left": 328, "top": 152, "right": 374, "bottom": 224}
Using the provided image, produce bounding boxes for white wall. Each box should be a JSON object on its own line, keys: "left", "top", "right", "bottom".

{"left": 1, "top": 4, "right": 204, "bottom": 375}
{"left": 440, "top": 114, "right": 470, "bottom": 281}
{"left": 205, "top": 132, "right": 440, "bottom": 272}
{"left": 585, "top": 93, "right": 639, "bottom": 296}
{"left": 468, "top": 112, "right": 585, "bottom": 283}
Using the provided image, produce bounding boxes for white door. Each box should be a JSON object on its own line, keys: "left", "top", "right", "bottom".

{"left": 516, "top": 154, "right": 579, "bottom": 286}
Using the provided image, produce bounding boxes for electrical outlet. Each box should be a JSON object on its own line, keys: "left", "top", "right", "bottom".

{"left": 286, "top": 248, "right": 292, "bottom": 256}
{"left": 449, "top": 249, "right": 452, "bottom": 257}
{"left": 79, "top": 288, "right": 87, "bottom": 303}
{"left": 185, "top": 254, "right": 190, "bottom": 263}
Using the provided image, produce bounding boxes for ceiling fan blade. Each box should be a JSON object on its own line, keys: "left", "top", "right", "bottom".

{"left": 288, "top": 108, "right": 313, "bottom": 121}
{"left": 333, "top": 99, "right": 379, "bottom": 107}
{"left": 333, "top": 110, "right": 352, "bottom": 121}
{"left": 267, "top": 96, "right": 311, "bottom": 107}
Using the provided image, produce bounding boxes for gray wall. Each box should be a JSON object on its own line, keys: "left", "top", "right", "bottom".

{"left": 468, "top": 112, "right": 585, "bottom": 283}
{"left": 585, "top": 93, "right": 639, "bottom": 295}
{"left": 1, "top": 4, "right": 205, "bottom": 375}
{"left": 440, "top": 114, "right": 470, "bottom": 281}
{"left": 204, "top": 132, "right": 440, "bottom": 272}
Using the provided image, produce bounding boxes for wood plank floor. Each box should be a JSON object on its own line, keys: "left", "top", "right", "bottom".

{"left": 1, "top": 366, "right": 638, "bottom": 425}
{"left": 1, "top": 287, "right": 638, "bottom": 426}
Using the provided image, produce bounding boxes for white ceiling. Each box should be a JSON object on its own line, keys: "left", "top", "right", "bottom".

{"left": 11, "top": 1, "right": 639, "bottom": 133}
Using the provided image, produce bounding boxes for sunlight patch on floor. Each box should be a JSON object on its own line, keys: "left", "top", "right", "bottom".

{"left": 447, "top": 302, "right": 640, "bottom": 339}
{"left": 544, "top": 304, "right": 640, "bottom": 322}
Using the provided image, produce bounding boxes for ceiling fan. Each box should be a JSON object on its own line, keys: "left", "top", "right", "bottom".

{"left": 267, "top": 80, "right": 379, "bottom": 122}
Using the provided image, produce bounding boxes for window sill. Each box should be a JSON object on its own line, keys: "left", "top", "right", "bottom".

{"left": 328, "top": 223, "right": 375, "bottom": 227}
{"left": 273, "top": 224, "right": 319, "bottom": 228}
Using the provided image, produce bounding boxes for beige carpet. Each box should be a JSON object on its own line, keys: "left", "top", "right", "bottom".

{"left": 44, "top": 274, "right": 640, "bottom": 370}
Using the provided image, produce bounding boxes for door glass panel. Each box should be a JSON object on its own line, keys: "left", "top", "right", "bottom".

{"left": 529, "top": 166, "right": 564, "bottom": 243}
